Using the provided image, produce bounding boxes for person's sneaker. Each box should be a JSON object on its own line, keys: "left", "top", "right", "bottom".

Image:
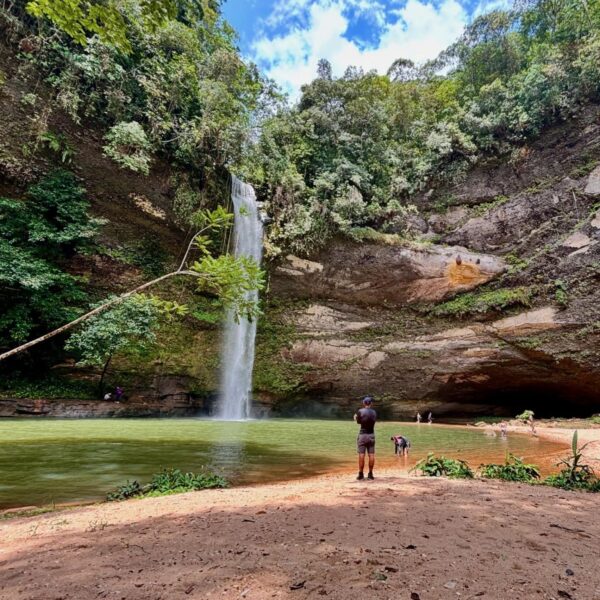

{"left": 357, "top": 472, "right": 364, "bottom": 480}
{"left": 367, "top": 472, "right": 374, "bottom": 480}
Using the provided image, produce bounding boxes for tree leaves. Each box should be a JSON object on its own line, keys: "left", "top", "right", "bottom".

{"left": 0, "top": 172, "right": 100, "bottom": 346}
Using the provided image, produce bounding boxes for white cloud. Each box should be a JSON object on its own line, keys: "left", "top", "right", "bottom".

{"left": 473, "top": 0, "right": 513, "bottom": 18}
{"left": 252, "top": 0, "right": 468, "bottom": 101}
{"left": 265, "top": 0, "right": 386, "bottom": 29}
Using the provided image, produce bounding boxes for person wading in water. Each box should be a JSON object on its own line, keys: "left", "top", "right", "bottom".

{"left": 354, "top": 396, "right": 377, "bottom": 480}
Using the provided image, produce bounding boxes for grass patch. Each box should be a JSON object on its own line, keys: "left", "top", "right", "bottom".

{"left": 107, "top": 468, "right": 227, "bottom": 501}
{"left": 431, "top": 287, "right": 534, "bottom": 318}
{"left": 471, "top": 195, "right": 510, "bottom": 217}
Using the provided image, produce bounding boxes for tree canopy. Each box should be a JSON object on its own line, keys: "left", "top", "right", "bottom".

{"left": 247, "top": 0, "right": 600, "bottom": 255}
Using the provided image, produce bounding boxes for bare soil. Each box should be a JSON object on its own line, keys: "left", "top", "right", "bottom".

{"left": 1, "top": 428, "right": 599, "bottom": 600}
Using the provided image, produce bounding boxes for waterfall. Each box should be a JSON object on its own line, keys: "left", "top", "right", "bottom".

{"left": 217, "top": 176, "right": 263, "bottom": 420}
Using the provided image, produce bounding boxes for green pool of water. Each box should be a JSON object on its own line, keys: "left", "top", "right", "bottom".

{"left": 0, "top": 419, "right": 566, "bottom": 509}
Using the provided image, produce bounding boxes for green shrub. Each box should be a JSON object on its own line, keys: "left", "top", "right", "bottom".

{"left": 0, "top": 171, "right": 102, "bottom": 347}
{"left": 554, "top": 279, "right": 569, "bottom": 307}
{"left": 479, "top": 454, "right": 541, "bottom": 482}
{"left": 107, "top": 480, "right": 143, "bottom": 501}
{"left": 411, "top": 453, "right": 474, "bottom": 479}
{"left": 516, "top": 409, "right": 534, "bottom": 422}
{"left": 103, "top": 121, "right": 152, "bottom": 174}
{"left": 544, "top": 431, "right": 600, "bottom": 492}
{"left": 107, "top": 468, "right": 228, "bottom": 501}
{"left": 545, "top": 469, "right": 600, "bottom": 492}
{"left": 0, "top": 374, "right": 97, "bottom": 400}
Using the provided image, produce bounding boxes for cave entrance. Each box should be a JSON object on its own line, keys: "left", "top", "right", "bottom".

{"left": 434, "top": 367, "right": 600, "bottom": 418}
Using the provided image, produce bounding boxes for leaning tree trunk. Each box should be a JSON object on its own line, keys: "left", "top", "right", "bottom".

{"left": 99, "top": 354, "right": 113, "bottom": 394}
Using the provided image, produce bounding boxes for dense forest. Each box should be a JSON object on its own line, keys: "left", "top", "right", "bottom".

{"left": 1, "top": 0, "right": 599, "bottom": 413}
{"left": 250, "top": 0, "right": 600, "bottom": 254}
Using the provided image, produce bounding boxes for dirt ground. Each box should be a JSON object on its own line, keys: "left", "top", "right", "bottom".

{"left": 2, "top": 438, "right": 600, "bottom": 600}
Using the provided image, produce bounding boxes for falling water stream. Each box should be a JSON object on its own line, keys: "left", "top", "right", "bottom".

{"left": 217, "top": 176, "right": 263, "bottom": 420}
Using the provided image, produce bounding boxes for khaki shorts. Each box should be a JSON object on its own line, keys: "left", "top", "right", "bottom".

{"left": 357, "top": 433, "right": 375, "bottom": 455}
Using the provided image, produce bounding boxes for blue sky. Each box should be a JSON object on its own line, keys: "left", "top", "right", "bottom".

{"left": 222, "top": 0, "right": 509, "bottom": 100}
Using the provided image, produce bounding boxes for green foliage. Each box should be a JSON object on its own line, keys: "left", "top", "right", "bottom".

{"left": 106, "top": 479, "right": 143, "bottom": 501}
{"left": 96, "top": 237, "right": 171, "bottom": 277}
{"left": 107, "top": 467, "right": 228, "bottom": 501}
{"left": 554, "top": 279, "right": 569, "bottom": 307}
{"left": 0, "top": 171, "right": 102, "bottom": 346}
{"left": 190, "top": 254, "right": 264, "bottom": 321}
{"left": 591, "top": 414, "right": 600, "bottom": 425}
{"left": 479, "top": 454, "right": 541, "bottom": 482}
{"left": 188, "top": 296, "right": 223, "bottom": 326}
{"left": 250, "top": 1, "right": 600, "bottom": 254}
{"left": 432, "top": 287, "right": 533, "bottom": 317}
{"left": 24, "top": 0, "right": 205, "bottom": 54}
{"left": 472, "top": 195, "right": 510, "bottom": 217}
{"left": 544, "top": 431, "right": 600, "bottom": 492}
{"left": 37, "top": 131, "right": 75, "bottom": 164}
{"left": 103, "top": 121, "right": 152, "bottom": 174}
{"left": 16, "top": 1, "right": 272, "bottom": 187}
{"left": 0, "top": 373, "right": 97, "bottom": 399}
{"left": 64, "top": 293, "right": 185, "bottom": 370}
{"left": 505, "top": 252, "right": 529, "bottom": 274}
{"left": 411, "top": 453, "right": 474, "bottom": 478}
{"left": 516, "top": 409, "right": 535, "bottom": 422}
{"left": 253, "top": 302, "right": 311, "bottom": 395}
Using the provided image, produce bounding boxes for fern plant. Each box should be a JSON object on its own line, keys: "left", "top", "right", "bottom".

{"left": 411, "top": 454, "right": 474, "bottom": 479}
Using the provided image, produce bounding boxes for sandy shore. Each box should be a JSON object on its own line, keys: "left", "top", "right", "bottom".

{"left": 1, "top": 425, "right": 599, "bottom": 600}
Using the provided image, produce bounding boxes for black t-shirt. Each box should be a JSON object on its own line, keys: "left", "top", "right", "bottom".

{"left": 356, "top": 407, "right": 377, "bottom": 434}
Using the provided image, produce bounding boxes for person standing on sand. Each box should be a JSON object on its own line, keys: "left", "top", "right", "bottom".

{"left": 416, "top": 412, "right": 422, "bottom": 423}
{"left": 354, "top": 396, "right": 377, "bottom": 480}
{"left": 528, "top": 414, "right": 537, "bottom": 436}
{"left": 427, "top": 411, "right": 433, "bottom": 424}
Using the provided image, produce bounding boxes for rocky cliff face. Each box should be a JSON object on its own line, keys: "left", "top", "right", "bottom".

{"left": 2, "top": 27, "right": 599, "bottom": 418}
{"left": 254, "top": 108, "right": 600, "bottom": 419}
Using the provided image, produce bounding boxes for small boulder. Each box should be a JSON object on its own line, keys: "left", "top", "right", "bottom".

{"left": 562, "top": 231, "right": 592, "bottom": 249}
{"left": 584, "top": 165, "right": 600, "bottom": 196}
